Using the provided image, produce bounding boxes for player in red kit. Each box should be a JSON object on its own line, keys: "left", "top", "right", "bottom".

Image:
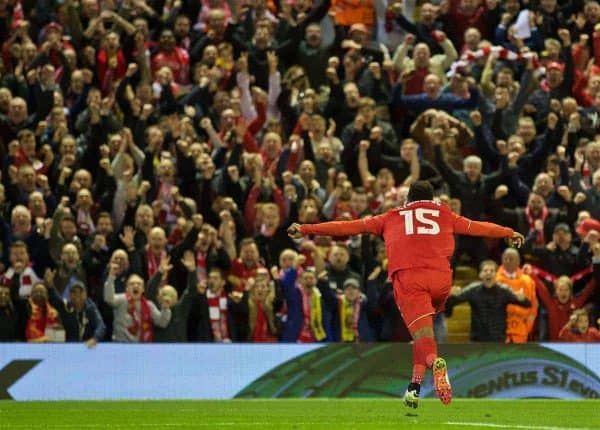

{"left": 287, "top": 181, "right": 524, "bottom": 408}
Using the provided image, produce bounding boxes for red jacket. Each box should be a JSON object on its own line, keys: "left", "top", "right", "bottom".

{"left": 97, "top": 49, "right": 126, "bottom": 95}
{"left": 533, "top": 275, "right": 596, "bottom": 341}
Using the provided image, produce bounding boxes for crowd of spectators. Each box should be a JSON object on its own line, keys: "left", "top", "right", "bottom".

{"left": 1, "top": 0, "right": 600, "bottom": 345}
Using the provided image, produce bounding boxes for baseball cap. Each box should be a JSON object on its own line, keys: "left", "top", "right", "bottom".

{"left": 576, "top": 218, "right": 600, "bottom": 237}
{"left": 547, "top": 62, "right": 565, "bottom": 73}
{"left": 343, "top": 277, "right": 361, "bottom": 289}
{"left": 70, "top": 282, "right": 86, "bottom": 292}
{"left": 349, "top": 23, "right": 368, "bottom": 35}
{"left": 554, "top": 223, "right": 571, "bottom": 234}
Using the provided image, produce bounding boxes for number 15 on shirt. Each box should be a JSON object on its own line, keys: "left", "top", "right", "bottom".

{"left": 399, "top": 208, "right": 440, "bottom": 235}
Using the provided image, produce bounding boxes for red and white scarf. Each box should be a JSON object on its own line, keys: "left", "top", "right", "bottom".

{"left": 447, "top": 46, "right": 542, "bottom": 78}
{"left": 77, "top": 208, "right": 95, "bottom": 236}
{"left": 126, "top": 295, "right": 154, "bottom": 342}
{"left": 525, "top": 206, "right": 549, "bottom": 246}
{"left": 207, "top": 289, "right": 230, "bottom": 342}
{"left": 531, "top": 265, "right": 594, "bottom": 284}
{"left": 5, "top": 266, "right": 41, "bottom": 298}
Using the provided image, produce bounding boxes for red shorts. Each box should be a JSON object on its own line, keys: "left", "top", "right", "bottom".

{"left": 392, "top": 268, "right": 452, "bottom": 329}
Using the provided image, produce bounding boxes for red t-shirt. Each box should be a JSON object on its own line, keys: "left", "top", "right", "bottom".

{"left": 229, "top": 259, "right": 264, "bottom": 292}
{"left": 151, "top": 48, "right": 190, "bottom": 85}
{"left": 301, "top": 200, "right": 513, "bottom": 277}
{"left": 558, "top": 326, "right": 600, "bottom": 342}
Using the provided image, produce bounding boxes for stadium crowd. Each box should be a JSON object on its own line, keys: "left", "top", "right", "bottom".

{"left": 1, "top": 0, "right": 600, "bottom": 345}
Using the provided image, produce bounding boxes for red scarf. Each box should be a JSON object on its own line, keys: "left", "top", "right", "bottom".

{"left": 252, "top": 301, "right": 275, "bottom": 342}
{"left": 196, "top": 252, "right": 207, "bottom": 283}
{"left": 525, "top": 206, "right": 549, "bottom": 245}
{"left": 25, "top": 299, "right": 60, "bottom": 341}
{"left": 147, "top": 249, "right": 166, "bottom": 279}
{"left": 297, "top": 287, "right": 315, "bottom": 343}
{"left": 126, "top": 294, "right": 154, "bottom": 342}
{"left": 207, "top": 289, "right": 230, "bottom": 342}
{"left": 157, "top": 179, "right": 176, "bottom": 224}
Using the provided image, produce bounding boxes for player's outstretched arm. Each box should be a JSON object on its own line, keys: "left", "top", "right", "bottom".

{"left": 287, "top": 216, "right": 384, "bottom": 239}
{"left": 454, "top": 216, "right": 524, "bottom": 248}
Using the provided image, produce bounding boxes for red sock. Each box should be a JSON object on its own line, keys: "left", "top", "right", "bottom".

{"left": 408, "top": 315, "right": 438, "bottom": 383}
{"left": 411, "top": 338, "right": 438, "bottom": 383}
{"left": 417, "top": 336, "right": 438, "bottom": 368}
{"left": 411, "top": 364, "right": 426, "bottom": 384}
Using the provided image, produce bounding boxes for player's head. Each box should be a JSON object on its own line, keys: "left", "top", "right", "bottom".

{"left": 407, "top": 181, "right": 434, "bottom": 203}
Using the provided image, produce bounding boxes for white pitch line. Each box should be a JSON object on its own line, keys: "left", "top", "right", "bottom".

{"left": 446, "top": 422, "right": 591, "bottom": 430}
{"left": 0, "top": 424, "right": 267, "bottom": 429}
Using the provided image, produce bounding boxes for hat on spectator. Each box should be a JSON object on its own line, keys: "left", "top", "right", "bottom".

{"left": 349, "top": 23, "right": 368, "bottom": 35}
{"left": 547, "top": 62, "right": 565, "bottom": 73}
{"left": 576, "top": 218, "right": 600, "bottom": 237}
{"left": 70, "top": 282, "right": 86, "bottom": 292}
{"left": 553, "top": 223, "right": 571, "bottom": 234}
{"left": 343, "top": 277, "right": 361, "bottom": 290}
{"left": 38, "top": 22, "right": 63, "bottom": 43}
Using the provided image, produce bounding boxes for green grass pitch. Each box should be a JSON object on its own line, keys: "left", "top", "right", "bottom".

{"left": 1, "top": 399, "right": 599, "bottom": 429}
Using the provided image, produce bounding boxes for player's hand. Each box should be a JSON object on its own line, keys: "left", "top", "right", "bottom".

{"left": 507, "top": 231, "right": 524, "bottom": 248}
{"left": 287, "top": 223, "right": 303, "bottom": 239}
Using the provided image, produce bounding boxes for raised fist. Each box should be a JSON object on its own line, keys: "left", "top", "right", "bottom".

{"left": 126, "top": 63, "right": 138, "bottom": 78}
{"left": 200, "top": 117, "right": 212, "bottom": 130}
{"left": 494, "top": 184, "right": 509, "bottom": 200}
{"left": 404, "top": 33, "right": 416, "bottom": 46}
{"left": 469, "top": 110, "right": 482, "bottom": 126}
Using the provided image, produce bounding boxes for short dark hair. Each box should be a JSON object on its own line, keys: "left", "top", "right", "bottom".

{"left": 479, "top": 259, "right": 497, "bottom": 271}
{"left": 407, "top": 181, "right": 434, "bottom": 202}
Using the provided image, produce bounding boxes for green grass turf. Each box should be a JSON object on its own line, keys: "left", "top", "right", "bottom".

{"left": 0, "top": 399, "right": 599, "bottom": 429}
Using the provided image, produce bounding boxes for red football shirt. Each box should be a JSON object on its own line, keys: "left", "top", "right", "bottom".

{"left": 300, "top": 200, "right": 514, "bottom": 277}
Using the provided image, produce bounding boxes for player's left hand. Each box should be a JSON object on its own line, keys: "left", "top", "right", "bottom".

{"left": 287, "top": 223, "right": 303, "bottom": 239}
{"left": 507, "top": 232, "right": 525, "bottom": 248}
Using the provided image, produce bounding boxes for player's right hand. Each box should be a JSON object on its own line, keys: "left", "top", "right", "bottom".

{"left": 287, "top": 223, "right": 303, "bottom": 239}
{"left": 507, "top": 231, "right": 525, "bottom": 248}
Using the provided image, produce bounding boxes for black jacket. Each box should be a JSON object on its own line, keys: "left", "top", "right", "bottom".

{"left": 146, "top": 270, "right": 198, "bottom": 342}
{"left": 434, "top": 145, "right": 507, "bottom": 220}
{"left": 0, "top": 300, "right": 27, "bottom": 341}
{"left": 445, "top": 282, "right": 531, "bottom": 342}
